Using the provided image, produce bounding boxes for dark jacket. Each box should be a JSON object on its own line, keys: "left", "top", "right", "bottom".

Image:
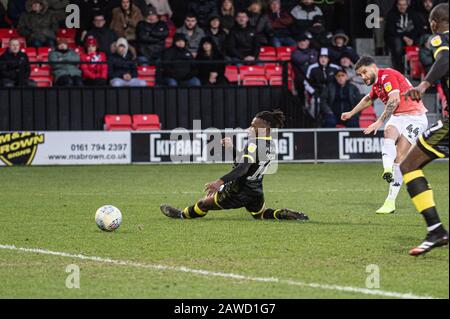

{"left": 291, "top": 47, "right": 318, "bottom": 82}
{"left": 162, "top": 44, "right": 197, "bottom": 81}
{"left": 320, "top": 81, "right": 362, "bottom": 116}
{"left": 219, "top": 12, "right": 234, "bottom": 33}
{"left": 136, "top": 19, "right": 169, "bottom": 60}
{"left": 46, "top": 0, "right": 69, "bottom": 24}
{"left": 248, "top": 12, "right": 274, "bottom": 46}
{"left": 329, "top": 45, "right": 359, "bottom": 64}
{"left": 196, "top": 37, "right": 226, "bottom": 85}
{"left": 48, "top": 48, "right": 82, "bottom": 81}
{"left": 85, "top": 26, "right": 119, "bottom": 55}
{"left": 187, "top": 0, "right": 218, "bottom": 28}
{"left": 0, "top": 2, "right": 10, "bottom": 27}
{"left": 0, "top": 49, "right": 31, "bottom": 84}
{"left": 108, "top": 51, "right": 138, "bottom": 79}
{"left": 384, "top": 6, "right": 422, "bottom": 43}
{"left": 18, "top": 0, "right": 59, "bottom": 42}
{"left": 7, "top": 0, "right": 27, "bottom": 26}
{"left": 226, "top": 24, "right": 259, "bottom": 59}
{"left": 76, "top": 0, "right": 118, "bottom": 30}
{"left": 306, "top": 25, "right": 332, "bottom": 50}
{"left": 205, "top": 28, "right": 227, "bottom": 54}
{"left": 304, "top": 62, "right": 340, "bottom": 95}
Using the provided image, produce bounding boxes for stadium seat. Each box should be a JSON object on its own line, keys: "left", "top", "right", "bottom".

{"left": 0, "top": 28, "right": 19, "bottom": 39}
{"left": 265, "top": 65, "right": 282, "bottom": 85}
{"left": 57, "top": 28, "right": 76, "bottom": 43}
{"left": 104, "top": 115, "right": 133, "bottom": 131}
{"left": 276, "top": 46, "right": 295, "bottom": 61}
{"left": 32, "top": 76, "right": 53, "bottom": 87}
{"left": 225, "top": 65, "right": 239, "bottom": 83}
{"left": 259, "top": 46, "right": 277, "bottom": 62}
{"left": 132, "top": 114, "right": 161, "bottom": 130}
{"left": 37, "top": 47, "right": 52, "bottom": 61}
{"left": 404, "top": 45, "right": 425, "bottom": 79}
{"left": 240, "top": 65, "right": 267, "bottom": 86}
{"left": 30, "top": 66, "right": 50, "bottom": 77}
{"left": 137, "top": 66, "right": 156, "bottom": 86}
{"left": 0, "top": 48, "right": 6, "bottom": 55}
{"left": 22, "top": 47, "right": 38, "bottom": 62}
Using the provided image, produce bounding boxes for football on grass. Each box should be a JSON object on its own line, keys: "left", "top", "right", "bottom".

{"left": 95, "top": 205, "right": 122, "bottom": 232}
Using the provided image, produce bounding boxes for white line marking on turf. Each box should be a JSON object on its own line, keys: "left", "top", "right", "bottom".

{"left": 0, "top": 244, "right": 437, "bottom": 299}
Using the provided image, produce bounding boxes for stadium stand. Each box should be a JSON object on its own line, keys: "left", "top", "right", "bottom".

{"left": 104, "top": 115, "right": 133, "bottom": 131}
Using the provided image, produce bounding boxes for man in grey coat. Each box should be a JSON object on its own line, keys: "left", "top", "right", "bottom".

{"left": 176, "top": 13, "right": 205, "bottom": 58}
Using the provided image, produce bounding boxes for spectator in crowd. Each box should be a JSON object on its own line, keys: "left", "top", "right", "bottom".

{"left": 176, "top": 14, "right": 205, "bottom": 58}
{"left": 7, "top": 0, "right": 27, "bottom": 27}
{"left": 110, "top": 0, "right": 144, "bottom": 47}
{"left": 338, "top": 52, "right": 368, "bottom": 95}
{"left": 18, "top": 0, "right": 59, "bottom": 48}
{"left": 109, "top": 37, "right": 147, "bottom": 87}
{"left": 320, "top": 68, "right": 362, "bottom": 128}
{"left": 419, "top": 36, "right": 434, "bottom": 73}
{"left": 368, "top": 0, "right": 396, "bottom": 55}
{"left": 169, "top": 0, "right": 189, "bottom": 27}
{"left": 219, "top": 0, "right": 235, "bottom": 34}
{"left": 0, "top": 1, "right": 10, "bottom": 27}
{"left": 161, "top": 33, "right": 201, "bottom": 86}
{"left": 306, "top": 15, "right": 332, "bottom": 50}
{"left": 46, "top": 0, "right": 69, "bottom": 26}
{"left": 84, "top": 14, "right": 119, "bottom": 56}
{"left": 80, "top": 35, "right": 108, "bottom": 86}
{"left": 291, "top": 32, "right": 317, "bottom": 97}
{"left": 329, "top": 30, "right": 359, "bottom": 65}
{"left": 416, "top": 0, "right": 434, "bottom": 36}
{"left": 136, "top": 6, "right": 169, "bottom": 64}
{"left": 76, "top": 0, "right": 119, "bottom": 31}
{"left": 187, "top": 0, "right": 218, "bottom": 29}
{"left": 247, "top": 0, "right": 274, "bottom": 46}
{"left": 290, "top": 0, "right": 323, "bottom": 38}
{"left": 196, "top": 36, "right": 227, "bottom": 85}
{"left": 226, "top": 10, "right": 259, "bottom": 62}
{"left": 384, "top": 0, "right": 422, "bottom": 73}
{"left": 0, "top": 38, "right": 35, "bottom": 87}
{"left": 205, "top": 16, "right": 227, "bottom": 54}
{"left": 49, "top": 37, "right": 83, "bottom": 86}
{"left": 267, "top": 0, "right": 295, "bottom": 47}
{"left": 304, "top": 47, "right": 340, "bottom": 97}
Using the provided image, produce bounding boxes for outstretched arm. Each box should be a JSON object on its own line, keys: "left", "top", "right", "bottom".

{"left": 341, "top": 94, "right": 373, "bottom": 121}
{"left": 204, "top": 163, "right": 253, "bottom": 196}
{"left": 364, "top": 91, "right": 401, "bottom": 135}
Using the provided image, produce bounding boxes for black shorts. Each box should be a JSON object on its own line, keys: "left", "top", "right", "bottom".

{"left": 417, "top": 118, "right": 449, "bottom": 159}
{"left": 213, "top": 182, "right": 265, "bottom": 215}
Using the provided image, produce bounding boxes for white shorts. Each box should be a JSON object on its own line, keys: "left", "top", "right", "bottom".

{"left": 385, "top": 114, "right": 428, "bottom": 144}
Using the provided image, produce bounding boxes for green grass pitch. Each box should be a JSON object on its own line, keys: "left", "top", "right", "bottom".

{"left": 0, "top": 162, "right": 448, "bottom": 299}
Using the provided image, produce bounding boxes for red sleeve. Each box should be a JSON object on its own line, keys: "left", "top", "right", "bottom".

{"left": 80, "top": 54, "right": 96, "bottom": 79}
{"left": 381, "top": 70, "right": 400, "bottom": 95}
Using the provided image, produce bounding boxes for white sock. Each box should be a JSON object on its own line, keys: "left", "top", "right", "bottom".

{"left": 382, "top": 139, "right": 396, "bottom": 171}
{"left": 387, "top": 163, "right": 403, "bottom": 201}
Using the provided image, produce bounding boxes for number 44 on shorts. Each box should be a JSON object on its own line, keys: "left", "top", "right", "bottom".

{"left": 406, "top": 124, "right": 420, "bottom": 139}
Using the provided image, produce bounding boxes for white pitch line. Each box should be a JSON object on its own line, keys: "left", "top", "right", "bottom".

{"left": 0, "top": 244, "right": 438, "bottom": 299}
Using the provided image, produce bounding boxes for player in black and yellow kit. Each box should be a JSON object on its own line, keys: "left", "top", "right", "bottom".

{"left": 160, "top": 110, "right": 309, "bottom": 221}
{"left": 402, "top": 3, "right": 449, "bottom": 256}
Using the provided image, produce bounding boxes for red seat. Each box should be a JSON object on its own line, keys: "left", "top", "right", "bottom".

{"left": 165, "top": 37, "right": 173, "bottom": 48}
{"left": 0, "top": 48, "right": 6, "bottom": 55}
{"left": 259, "top": 46, "right": 277, "bottom": 61}
{"left": 138, "top": 65, "right": 156, "bottom": 76}
{"left": 240, "top": 65, "right": 267, "bottom": 86}
{"left": 243, "top": 78, "right": 268, "bottom": 86}
{"left": 0, "top": 28, "right": 19, "bottom": 38}
{"left": 359, "top": 105, "right": 377, "bottom": 128}
{"left": 32, "top": 76, "right": 53, "bottom": 87}
{"left": 37, "top": 47, "right": 52, "bottom": 61}
{"left": 57, "top": 28, "right": 76, "bottom": 43}
{"left": 437, "top": 83, "right": 448, "bottom": 117}
{"left": 30, "top": 67, "right": 50, "bottom": 77}
{"left": 225, "top": 65, "right": 239, "bottom": 83}
{"left": 104, "top": 115, "right": 133, "bottom": 131}
{"left": 132, "top": 114, "right": 161, "bottom": 130}
{"left": 276, "top": 46, "right": 295, "bottom": 61}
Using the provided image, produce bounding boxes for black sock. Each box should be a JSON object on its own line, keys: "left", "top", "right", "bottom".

{"left": 182, "top": 203, "right": 208, "bottom": 219}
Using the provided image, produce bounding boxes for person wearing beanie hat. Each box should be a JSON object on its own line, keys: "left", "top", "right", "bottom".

{"left": 161, "top": 31, "right": 201, "bottom": 87}
{"left": 109, "top": 37, "right": 147, "bottom": 87}
{"left": 80, "top": 36, "right": 108, "bottom": 86}
{"left": 135, "top": 4, "right": 169, "bottom": 63}
{"left": 49, "top": 35, "right": 83, "bottom": 86}
{"left": 17, "top": 0, "right": 59, "bottom": 48}
{"left": 329, "top": 29, "right": 359, "bottom": 65}
{"left": 291, "top": 32, "right": 318, "bottom": 99}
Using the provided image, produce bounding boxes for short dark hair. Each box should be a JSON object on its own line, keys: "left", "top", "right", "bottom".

{"left": 185, "top": 13, "right": 197, "bottom": 20}
{"left": 255, "top": 110, "right": 285, "bottom": 128}
{"left": 236, "top": 10, "right": 248, "bottom": 16}
{"left": 354, "top": 56, "right": 376, "bottom": 71}
{"left": 430, "top": 3, "right": 449, "bottom": 25}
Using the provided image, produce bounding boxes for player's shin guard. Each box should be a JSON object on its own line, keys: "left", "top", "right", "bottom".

{"left": 387, "top": 163, "right": 403, "bottom": 200}
{"left": 382, "top": 139, "right": 396, "bottom": 171}
{"left": 182, "top": 202, "right": 208, "bottom": 219}
{"left": 404, "top": 170, "right": 443, "bottom": 231}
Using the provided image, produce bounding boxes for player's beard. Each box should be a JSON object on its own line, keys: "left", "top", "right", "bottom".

{"left": 367, "top": 73, "right": 376, "bottom": 86}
